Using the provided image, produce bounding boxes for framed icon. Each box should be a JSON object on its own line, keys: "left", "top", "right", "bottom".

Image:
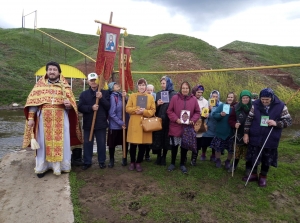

{"left": 105, "top": 32, "right": 117, "bottom": 52}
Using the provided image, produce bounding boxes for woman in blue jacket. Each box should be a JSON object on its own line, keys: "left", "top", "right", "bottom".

{"left": 211, "top": 92, "right": 237, "bottom": 168}
{"left": 107, "top": 82, "right": 129, "bottom": 167}
{"left": 201, "top": 90, "right": 222, "bottom": 162}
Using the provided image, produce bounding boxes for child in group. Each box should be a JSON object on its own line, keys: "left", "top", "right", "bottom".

{"left": 211, "top": 92, "right": 237, "bottom": 168}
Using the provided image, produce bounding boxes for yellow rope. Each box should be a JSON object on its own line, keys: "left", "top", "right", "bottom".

{"left": 36, "top": 28, "right": 96, "bottom": 62}
{"left": 35, "top": 28, "right": 300, "bottom": 75}
{"left": 131, "top": 64, "right": 300, "bottom": 74}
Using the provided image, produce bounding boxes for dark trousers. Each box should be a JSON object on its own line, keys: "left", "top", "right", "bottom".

{"left": 171, "top": 146, "right": 188, "bottom": 166}
{"left": 246, "top": 161, "right": 270, "bottom": 176}
{"left": 130, "top": 144, "right": 146, "bottom": 163}
{"left": 83, "top": 129, "right": 106, "bottom": 165}
{"left": 109, "top": 142, "right": 128, "bottom": 159}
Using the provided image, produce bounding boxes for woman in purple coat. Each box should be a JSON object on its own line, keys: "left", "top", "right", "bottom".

{"left": 167, "top": 81, "right": 200, "bottom": 174}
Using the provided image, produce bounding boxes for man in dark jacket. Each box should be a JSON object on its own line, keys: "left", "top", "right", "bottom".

{"left": 78, "top": 73, "right": 110, "bottom": 170}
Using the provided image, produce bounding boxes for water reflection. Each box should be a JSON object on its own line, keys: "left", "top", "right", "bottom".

{"left": 0, "top": 110, "right": 25, "bottom": 159}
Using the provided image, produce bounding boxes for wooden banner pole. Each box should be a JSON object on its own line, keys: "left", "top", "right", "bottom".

{"left": 121, "top": 38, "right": 126, "bottom": 159}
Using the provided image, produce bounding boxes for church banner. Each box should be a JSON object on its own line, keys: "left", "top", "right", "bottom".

{"left": 119, "top": 47, "right": 134, "bottom": 92}
{"left": 95, "top": 24, "right": 121, "bottom": 80}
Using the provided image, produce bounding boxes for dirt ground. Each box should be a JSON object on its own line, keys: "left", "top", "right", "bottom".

{"left": 0, "top": 150, "right": 74, "bottom": 223}
{"left": 73, "top": 149, "right": 161, "bottom": 223}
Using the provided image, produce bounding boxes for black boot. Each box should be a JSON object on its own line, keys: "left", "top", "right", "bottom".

{"left": 160, "top": 156, "right": 166, "bottom": 166}
{"left": 71, "top": 148, "right": 83, "bottom": 166}
{"left": 108, "top": 158, "right": 114, "bottom": 168}
{"left": 122, "top": 157, "right": 128, "bottom": 166}
{"left": 155, "top": 154, "right": 162, "bottom": 165}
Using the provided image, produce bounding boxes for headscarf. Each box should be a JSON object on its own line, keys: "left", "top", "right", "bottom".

{"left": 259, "top": 88, "right": 275, "bottom": 101}
{"left": 209, "top": 90, "right": 221, "bottom": 107}
{"left": 179, "top": 81, "right": 192, "bottom": 96}
{"left": 108, "top": 82, "right": 116, "bottom": 92}
{"left": 235, "top": 90, "right": 252, "bottom": 115}
{"left": 192, "top": 85, "right": 204, "bottom": 96}
{"left": 160, "top": 76, "right": 174, "bottom": 91}
{"left": 259, "top": 88, "right": 275, "bottom": 114}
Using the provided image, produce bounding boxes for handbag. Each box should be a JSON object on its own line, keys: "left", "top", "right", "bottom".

{"left": 194, "top": 118, "right": 207, "bottom": 133}
{"left": 181, "top": 125, "right": 197, "bottom": 152}
{"left": 141, "top": 116, "right": 162, "bottom": 132}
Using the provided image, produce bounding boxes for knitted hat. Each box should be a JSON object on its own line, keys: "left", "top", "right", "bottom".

{"left": 46, "top": 61, "right": 61, "bottom": 73}
{"left": 108, "top": 82, "right": 116, "bottom": 92}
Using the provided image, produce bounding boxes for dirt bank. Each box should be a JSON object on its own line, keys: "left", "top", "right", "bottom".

{"left": 0, "top": 150, "right": 74, "bottom": 223}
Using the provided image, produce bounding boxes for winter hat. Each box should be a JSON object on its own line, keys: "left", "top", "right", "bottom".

{"left": 46, "top": 61, "right": 61, "bottom": 73}
{"left": 108, "top": 82, "right": 116, "bottom": 92}
{"left": 87, "top": 73, "right": 98, "bottom": 81}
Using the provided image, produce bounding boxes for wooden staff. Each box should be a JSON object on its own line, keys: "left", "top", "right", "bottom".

{"left": 231, "top": 128, "right": 238, "bottom": 177}
{"left": 121, "top": 38, "right": 126, "bottom": 159}
{"left": 89, "top": 65, "right": 105, "bottom": 141}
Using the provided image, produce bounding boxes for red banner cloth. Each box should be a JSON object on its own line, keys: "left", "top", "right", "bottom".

{"left": 95, "top": 24, "right": 121, "bottom": 80}
{"left": 119, "top": 47, "right": 134, "bottom": 92}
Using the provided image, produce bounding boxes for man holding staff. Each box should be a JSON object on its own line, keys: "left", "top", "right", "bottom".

{"left": 78, "top": 72, "right": 110, "bottom": 170}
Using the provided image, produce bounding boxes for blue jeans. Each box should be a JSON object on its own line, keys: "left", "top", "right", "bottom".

{"left": 83, "top": 129, "right": 107, "bottom": 165}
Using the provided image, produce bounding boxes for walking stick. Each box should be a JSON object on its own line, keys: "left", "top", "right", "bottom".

{"left": 244, "top": 127, "right": 273, "bottom": 187}
{"left": 231, "top": 128, "right": 238, "bottom": 177}
{"left": 121, "top": 37, "right": 127, "bottom": 160}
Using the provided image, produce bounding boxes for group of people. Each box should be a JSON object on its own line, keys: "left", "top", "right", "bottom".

{"left": 23, "top": 61, "right": 292, "bottom": 187}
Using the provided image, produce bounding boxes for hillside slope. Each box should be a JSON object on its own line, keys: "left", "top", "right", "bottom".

{"left": 0, "top": 28, "right": 299, "bottom": 105}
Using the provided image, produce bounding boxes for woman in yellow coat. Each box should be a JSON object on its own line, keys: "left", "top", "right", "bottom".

{"left": 126, "top": 78, "right": 156, "bottom": 172}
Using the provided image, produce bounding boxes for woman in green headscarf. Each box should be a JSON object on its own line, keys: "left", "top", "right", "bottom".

{"left": 228, "top": 90, "right": 252, "bottom": 173}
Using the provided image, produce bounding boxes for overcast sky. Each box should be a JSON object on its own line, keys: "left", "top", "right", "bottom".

{"left": 0, "top": 0, "right": 299, "bottom": 48}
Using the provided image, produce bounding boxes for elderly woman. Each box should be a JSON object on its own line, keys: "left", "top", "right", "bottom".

{"left": 201, "top": 90, "right": 223, "bottom": 161}
{"left": 211, "top": 92, "right": 237, "bottom": 168}
{"left": 152, "top": 76, "right": 177, "bottom": 165}
{"left": 167, "top": 81, "right": 200, "bottom": 174}
{"left": 190, "top": 84, "right": 209, "bottom": 166}
{"left": 243, "top": 88, "right": 292, "bottom": 187}
{"left": 126, "top": 78, "right": 156, "bottom": 172}
{"left": 228, "top": 90, "right": 252, "bottom": 172}
{"left": 107, "top": 82, "right": 129, "bottom": 168}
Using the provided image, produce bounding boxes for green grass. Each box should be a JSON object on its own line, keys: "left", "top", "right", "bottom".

{"left": 71, "top": 138, "right": 300, "bottom": 222}
{"left": 69, "top": 171, "right": 86, "bottom": 223}
{"left": 1, "top": 27, "right": 300, "bottom": 109}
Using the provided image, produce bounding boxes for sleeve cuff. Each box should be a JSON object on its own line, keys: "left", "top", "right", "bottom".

{"left": 28, "top": 112, "right": 35, "bottom": 120}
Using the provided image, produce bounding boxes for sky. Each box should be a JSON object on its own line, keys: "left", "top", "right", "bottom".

{"left": 0, "top": 0, "right": 300, "bottom": 48}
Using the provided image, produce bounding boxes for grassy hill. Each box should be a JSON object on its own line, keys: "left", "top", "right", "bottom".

{"left": 0, "top": 28, "right": 299, "bottom": 114}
